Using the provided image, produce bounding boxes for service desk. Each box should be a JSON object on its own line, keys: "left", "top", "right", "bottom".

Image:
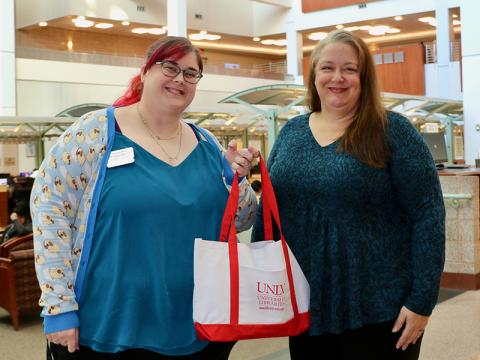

{"left": 438, "top": 168, "right": 480, "bottom": 289}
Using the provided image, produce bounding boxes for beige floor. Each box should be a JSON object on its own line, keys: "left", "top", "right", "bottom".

{"left": 0, "top": 290, "right": 479, "bottom": 360}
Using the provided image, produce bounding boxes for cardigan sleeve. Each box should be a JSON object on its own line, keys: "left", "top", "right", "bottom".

{"left": 387, "top": 112, "right": 446, "bottom": 316}
{"left": 30, "top": 111, "right": 104, "bottom": 333}
{"left": 201, "top": 128, "right": 258, "bottom": 232}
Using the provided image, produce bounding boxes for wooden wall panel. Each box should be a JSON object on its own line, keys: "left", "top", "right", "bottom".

{"left": 372, "top": 43, "right": 425, "bottom": 96}
{"left": 302, "top": 0, "right": 379, "bottom": 13}
{"left": 16, "top": 28, "right": 281, "bottom": 70}
{"left": 302, "top": 43, "right": 425, "bottom": 96}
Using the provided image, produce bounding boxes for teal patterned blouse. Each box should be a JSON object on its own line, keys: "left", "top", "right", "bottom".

{"left": 252, "top": 111, "right": 445, "bottom": 335}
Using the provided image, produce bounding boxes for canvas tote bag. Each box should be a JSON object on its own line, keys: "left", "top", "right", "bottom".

{"left": 193, "top": 156, "right": 310, "bottom": 341}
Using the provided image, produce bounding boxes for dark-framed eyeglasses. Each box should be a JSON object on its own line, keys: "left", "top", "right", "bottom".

{"left": 155, "top": 60, "right": 203, "bottom": 84}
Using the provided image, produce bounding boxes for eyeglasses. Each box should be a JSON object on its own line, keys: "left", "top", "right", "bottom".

{"left": 155, "top": 61, "right": 203, "bottom": 84}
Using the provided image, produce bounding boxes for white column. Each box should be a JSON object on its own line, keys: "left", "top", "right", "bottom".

{"left": 0, "top": 0, "right": 18, "bottom": 174}
{"left": 434, "top": 0, "right": 451, "bottom": 99}
{"left": 460, "top": 0, "right": 480, "bottom": 165}
{"left": 0, "top": 0, "right": 16, "bottom": 116}
{"left": 286, "top": 19, "right": 303, "bottom": 85}
{"left": 167, "top": 0, "right": 187, "bottom": 37}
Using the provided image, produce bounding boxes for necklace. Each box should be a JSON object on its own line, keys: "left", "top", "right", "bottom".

{"left": 136, "top": 103, "right": 183, "bottom": 163}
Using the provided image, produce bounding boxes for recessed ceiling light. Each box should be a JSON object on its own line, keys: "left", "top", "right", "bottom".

{"left": 394, "top": 16, "right": 403, "bottom": 21}
{"left": 148, "top": 28, "right": 167, "bottom": 35}
{"left": 308, "top": 32, "right": 327, "bottom": 41}
{"left": 418, "top": 17, "right": 437, "bottom": 26}
{"left": 253, "top": 37, "right": 260, "bottom": 41}
{"left": 132, "top": 28, "right": 148, "bottom": 34}
{"left": 38, "top": 21, "right": 48, "bottom": 27}
{"left": 260, "top": 39, "right": 286, "bottom": 46}
{"left": 73, "top": 17, "right": 94, "bottom": 28}
{"left": 95, "top": 23, "right": 113, "bottom": 29}
{"left": 121, "top": 21, "right": 130, "bottom": 26}
{"left": 189, "top": 31, "right": 221, "bottom": 41}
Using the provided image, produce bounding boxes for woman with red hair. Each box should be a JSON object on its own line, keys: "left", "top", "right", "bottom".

{"left": 32, "top": 36, "right": 259, "bottom": 359}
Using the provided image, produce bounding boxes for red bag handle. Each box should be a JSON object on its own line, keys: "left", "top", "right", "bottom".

{"left": 218, "top": 155, "right": 301, "bottom": 325}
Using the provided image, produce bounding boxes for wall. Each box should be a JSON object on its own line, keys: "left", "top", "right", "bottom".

{"left": 440, "top": 175, "right": 480, "bottom": 289}
{"left": 252, "top": 1, "right": 289, "bottom": 36}
{"left": 302, "top": 0, "right": 381, "bottom": 13}
{"left": 372, "top": 43, "right": 425, "bottom": 95}
{"left": 425, "top": 61, "right": 462, "bottom": 100}
{"left": 17, "top": 27, "right": 281, "bottom": 69}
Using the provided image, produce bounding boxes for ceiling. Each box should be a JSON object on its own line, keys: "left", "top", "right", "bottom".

{"left": 18, "top": 8, "right": 461, "bottom": 57}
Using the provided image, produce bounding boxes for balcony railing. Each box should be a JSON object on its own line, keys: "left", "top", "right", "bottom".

{"left": 16, "top": 47, "right": 285, "bottom": 80}
{"left": 425, "top": 40, "right": 461, "bottom": 64}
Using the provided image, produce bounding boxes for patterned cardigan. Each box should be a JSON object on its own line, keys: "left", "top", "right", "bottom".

{"left": 31, "top": 107, "right": 257, "bottom": 333}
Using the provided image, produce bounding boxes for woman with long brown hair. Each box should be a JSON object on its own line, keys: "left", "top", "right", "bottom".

{"left": 32, "top": 36, "right": 259, "bottom": 359}
{"left": 252, "top": 29, "right": 445, "bottom": 359}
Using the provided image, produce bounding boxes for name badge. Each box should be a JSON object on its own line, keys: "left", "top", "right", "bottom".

{"left": 107, "top": 147, "right": 135, "bottom": 168}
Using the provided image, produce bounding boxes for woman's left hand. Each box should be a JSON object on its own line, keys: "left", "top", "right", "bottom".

{"left": 392, "top": 306, "right": 430, "bottom": 350}
{"left": 226, "top": 140, "right": 260, "bottom": 178}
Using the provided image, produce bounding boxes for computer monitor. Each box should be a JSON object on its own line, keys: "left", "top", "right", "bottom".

{"left": 421, "top": 132, "right": 448, "bottom": 164}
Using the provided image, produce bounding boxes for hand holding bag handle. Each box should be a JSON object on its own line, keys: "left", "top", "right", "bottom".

{"left": 218, "top": 155, "right": 302, "bottom": 326}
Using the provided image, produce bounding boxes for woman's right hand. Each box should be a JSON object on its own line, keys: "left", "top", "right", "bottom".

{"left": 47, "top": 327, "right": 80, "bottom": 353}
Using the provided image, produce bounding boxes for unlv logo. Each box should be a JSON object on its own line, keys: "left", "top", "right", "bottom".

{"left": 256, "top": 282, "right": 286, "bottom": 296}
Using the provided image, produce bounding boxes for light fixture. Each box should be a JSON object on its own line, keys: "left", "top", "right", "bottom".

{"left": 148, "top": 28, "right": 167, "bottom": 35}
{"left": 189, "top": 31, "right": 221, "bottom": 41}
{"left": 72, "top": 16, "right": 94, "bottom": 28}
{"left": 253, "top": 37, "right": 260, "bottom": 42}
{"left": 453, "top": 20, "right": 461, "bottom": 26}
{"left": 418, "top": 17, "right": 437, "bottom": 26}
{"left": 336, "top": 24, "right": 344, "bottom": 29}
{"left": 308, "top": 32, "right": 328, "bottom": 41}
{"left": 67, "top": 40, "right": 73, "bottom": 50}
{"left": 260, "top": 39, "right": 287, "bottom": 46}
{"left": 394, "top": 16, "right": 403, "bottom": 21}
{"left": 132, "top": 28, "right": 148, "bottom": 34}
{"left": 344, "top": 26, "right": 359, "bottom": 32}
{"left": 38, "top": 21, "right": 48, "bottom": 27}
{"left": 95, "top": 23, "right": 113, "bottom": 29}
{"left": 121, "top": 21, "right": 130, "bottom": 26}
{"left": 452, "top": 14, "right": 458, "bottom": 18}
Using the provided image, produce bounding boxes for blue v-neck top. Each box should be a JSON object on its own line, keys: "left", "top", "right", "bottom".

{"left": 78, "top": 127, "right": 229, "bottom": 355}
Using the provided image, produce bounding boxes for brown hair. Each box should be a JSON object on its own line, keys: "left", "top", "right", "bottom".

{"left": 113, "top": 36, "right": 203, "bottom": 107}
{"left": 306, "top": 30, "right": 390, "bottom": 168}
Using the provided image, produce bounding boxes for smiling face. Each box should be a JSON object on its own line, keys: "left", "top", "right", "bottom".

{"left": 314, "top": 42, "right": 361, "bottom": 115}
{"left": 142, "top": 51, "right": 200, "bottom": 114}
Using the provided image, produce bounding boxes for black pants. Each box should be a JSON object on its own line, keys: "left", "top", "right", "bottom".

{"left": 289, "top": 319, "right": 423, "bottom": 360}
{"left": 48, "top": 342, "right": 236, "bottom": 360}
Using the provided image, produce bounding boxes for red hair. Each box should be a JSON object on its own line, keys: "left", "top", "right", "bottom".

{"left": 113, "top": 36, "right": 203, "bottom": 107}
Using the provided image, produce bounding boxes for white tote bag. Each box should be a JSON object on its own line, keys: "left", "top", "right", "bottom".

{"left": 193, "top": 156, "right": 310, "bottom": 341}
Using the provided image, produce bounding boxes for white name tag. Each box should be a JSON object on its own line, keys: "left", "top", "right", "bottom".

{"left": 107, "top": 147, "right": 135, "bottom": 168}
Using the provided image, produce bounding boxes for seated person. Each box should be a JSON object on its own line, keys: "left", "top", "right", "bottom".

{"left": 2, "top": 201, "right": 32, "bottom": 243}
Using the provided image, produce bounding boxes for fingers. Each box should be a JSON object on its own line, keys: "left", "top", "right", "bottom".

{"left": 47, "top": 328, "right": 79, "bottom": 353}
{"left": 394, "top": 306, "right": 429, "bottom": 350}
{"left": 67, "top": 328, "right": 80, "bottom": 353}
{"left": 227, "top": 140, "right": 238, "bottom": 153}
{"left": 392, "top": 309, "right": 406, "bottom": 333}
{"left": 228, "top": 145, "right": 260, "bottom": 177}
